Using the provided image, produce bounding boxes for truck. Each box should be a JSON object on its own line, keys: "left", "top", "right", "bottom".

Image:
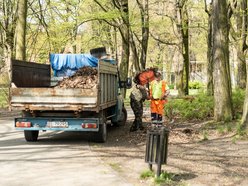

{"left": 10, "top": 53, "right": 129, "bottom": 143}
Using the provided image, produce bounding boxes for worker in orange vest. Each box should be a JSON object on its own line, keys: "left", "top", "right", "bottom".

{"left": 149, "top": 71, "right": 170, "bottom": 123}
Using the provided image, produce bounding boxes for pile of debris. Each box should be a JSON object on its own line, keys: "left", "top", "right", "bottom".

{"left": 56, "top": 66, "right": 98, "bottom": 88}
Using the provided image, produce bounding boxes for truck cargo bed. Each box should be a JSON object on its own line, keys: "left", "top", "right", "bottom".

{"left": 10, "top": 60, "right": 118, "bottom": 112}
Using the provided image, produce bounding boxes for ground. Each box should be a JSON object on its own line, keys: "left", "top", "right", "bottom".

{"left": 90, "top": 108, "right": 248, "bottom": 186}
{"left": 1, "top": 108, "right": 248, "bottom": 186}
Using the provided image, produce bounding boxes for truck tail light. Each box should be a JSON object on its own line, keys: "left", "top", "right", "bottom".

{"left": 16, "top": 121, "right": 32, "bottom": 128}
{"left": 82, "top": 123, "right": 97, "bottom": 129}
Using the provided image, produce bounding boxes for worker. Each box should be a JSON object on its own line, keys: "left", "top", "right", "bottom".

{"left": 149, "top": 71, "right": 170, "bottom": 124}
{"left": 130, "top": 83, "right": 149, "bottom": 132}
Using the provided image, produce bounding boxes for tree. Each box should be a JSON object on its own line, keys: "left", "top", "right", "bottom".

{"left": 231, "top": 0, "right": 247, "bottom": 89}
{"left": 93, "top": 0, "right": 130, "bottom": 96}
{"left": 239, "top": 0, "right": 248, "bottom": 131}
{"left": 176, "top": 0, "right": 190, "bottom": 96}
{"left": 15, "top": 0, "right": 27, "bottom": 60}
{"left": 0, "top": 0, "right": 18, "bottom": 78}
{"left": 205, "top": 0, "right": 214, "bottom": 96}
{"left": 212, "top": 0, "right": 233, "bottom": 121}
{"left": 136, "top": 0, "right": 149, "bottom": 70}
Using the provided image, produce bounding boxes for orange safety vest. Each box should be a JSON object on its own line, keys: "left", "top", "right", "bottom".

{"left": 150, "top": 80, "right": 167, "bottom": 115}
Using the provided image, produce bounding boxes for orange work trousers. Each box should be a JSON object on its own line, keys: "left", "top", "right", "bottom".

{"left": 150, "top": 99, "right": 166, "bottom": 115}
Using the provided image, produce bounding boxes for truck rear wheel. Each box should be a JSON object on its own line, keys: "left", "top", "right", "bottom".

{"left": 93, "top": 122, "right": 107, "bottom": 143}
{"left": 24, "top": 130, "right": 39, "bottom": 142}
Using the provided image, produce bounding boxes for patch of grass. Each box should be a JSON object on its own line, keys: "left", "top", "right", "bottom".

{"left": 201, "top": 130, "right": 209, "bottom": 141}
{"left": 154, "top": 171, "right": 175, "bottom": 185}
{"left": 216, "top": 122, "right": 234, "bottom": 135}
{"left": 236, "top": 122, "right": 248, "bottom": 137}
{"left": 140, "top": 170, "right": 187, "bottom": 186}
{"left": 109, "top": 163, "right": 123, "bottom": 172}
{"left": 140, "top": 170, "right": 155, "bottom": 179}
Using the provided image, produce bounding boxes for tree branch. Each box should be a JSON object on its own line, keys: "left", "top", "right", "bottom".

{"left": 150, "top": 32, "right": 178, "bottom": 46}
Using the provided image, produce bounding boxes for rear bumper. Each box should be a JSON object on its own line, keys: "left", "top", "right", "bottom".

{"left": 14, "top": 117, "right": 100, "bottom": 132}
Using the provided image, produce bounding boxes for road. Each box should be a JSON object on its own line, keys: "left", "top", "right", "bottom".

{"left": 0, "top": 118, "right": 133, "bottom": 186}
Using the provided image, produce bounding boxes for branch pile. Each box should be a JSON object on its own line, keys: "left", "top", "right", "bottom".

{"left": 56, "top": 66, "right": 98, "bottom": 88}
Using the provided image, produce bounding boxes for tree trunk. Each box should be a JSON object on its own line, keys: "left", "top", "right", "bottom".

{"left": 130, "top": 31, "right": 140, "bottom": 72}
{"left": 118, "top": 0, "right": 130, "bottom": 97}
{"left": 15, "top": 0, "right": 27, "bottom": 60}
{"left": 212, "top": 0, "right": 233, "bottom": 121}
{"left": 205, "top": 1, "right": 214, "bottom": 96}
{"left": 177, "top": 0, "right": 190, "bottom": 96}
{"left": 241, "top": 61, "right": 248, "bottom": 130}
{"left": 240, "top": 0, "right": 248, "bottom": 131}
{"left": 236, "top": 0, "right": 247, "bottom": 89}
{"left": 1, "top": 1, "right": 17, "bottom": 80}
{"left": 137, "top": 0, "right": 149, "bottom": 70}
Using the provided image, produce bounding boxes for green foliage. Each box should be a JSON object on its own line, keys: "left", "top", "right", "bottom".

{"left": 232, "top": 89, "right": 245, "bottom": 119}
{"left": 188, "top": 81, "right": 203, "bottom": 89}
{"left": 164, "top": 94, "right": 214, "bottom": 121}
{"left": 0, "top": 88, "right": 8, "bottom": 108}
{"left": 201, "top": 130, "right": 209, "bottom": 141}
{"left": 216, "top": 122, "right": 234, "bottom": 135}
{"left": 164, "top": 89, "right": 245, "bottom": 121}
{"left": 140, "top": 170, "right": 155, "bottom": 179}
{"left": 140, "top": 170, "right": 181, "bottom": 186}
{"left": 154, "top": 171, "right": 174, "bottom": 185}
{"left": 168, "top": 84, "right": 175, "bottom": 89}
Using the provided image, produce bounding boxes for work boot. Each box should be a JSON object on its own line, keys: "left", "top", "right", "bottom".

{"left": 130, "top": 125, "right": 138, "bottom": 132}
{"left": 139, "top": 125, "right": 144, "bottom": 130}
{"left": 151, "top": 113, "right": 156, "bottom": 121}
{"left": 158, "top": 114, "right": 163, "bottom": 121}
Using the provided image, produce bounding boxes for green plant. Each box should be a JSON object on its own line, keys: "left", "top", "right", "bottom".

{"left": 232, "top": 89, "right": 245, "bottom": 119}
{"left": 154, "top": 171, "right": 174, "bottom": 185}
{"left": 168, "top": 84, "right": 175, "bottom": 89}
{"left": 140, "top": 170, "right": 155, "bottom": 179}
{"left": 202, "top": 130, "right": 209, "bottom": 141}
{"left": 188, "top": 81, "right": 203, "bottom": 89}
{"left": 164, "top": 93, "right": 214, "bottom": 121}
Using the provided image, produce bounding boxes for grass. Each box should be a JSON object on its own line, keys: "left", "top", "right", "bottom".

{"left": 140, "top": 170, "right": 182, "bottom": 186}
{"left": 109, "top": 163, "right": 123, "bottom": 172}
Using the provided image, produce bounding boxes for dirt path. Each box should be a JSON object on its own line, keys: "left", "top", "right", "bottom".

{"left": 90, "top": 109, "right": 248, "bottom": 186}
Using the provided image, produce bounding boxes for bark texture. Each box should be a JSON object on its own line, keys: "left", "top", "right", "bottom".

{"left": 15, "top": 0, "right": 27, "bottom": 60}
{"left": 212, "top": 0, "right": 233, "bottom": 121}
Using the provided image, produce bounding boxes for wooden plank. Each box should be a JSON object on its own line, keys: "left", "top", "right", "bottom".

{"left": 98, "top": 61, "right": 117, "bottom": 74}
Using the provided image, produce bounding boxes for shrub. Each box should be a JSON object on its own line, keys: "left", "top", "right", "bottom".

{"left": 164, "top": 89, "right": 245, "bottom": 121}
{"left": 168, "top": 84, "right": 175, "bottom": 89}
{"left": 164, "top": 93, "right": 214, "bottom": 121}
{"left": 189, "top": 81, "right": 203, "bottom": 89}
{"left": 232, "top": 89, "right": 245, "bottom": 119}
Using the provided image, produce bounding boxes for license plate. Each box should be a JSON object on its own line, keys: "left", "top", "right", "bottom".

{"left": 46, "top": 121, "right": 69, "bottom": 128}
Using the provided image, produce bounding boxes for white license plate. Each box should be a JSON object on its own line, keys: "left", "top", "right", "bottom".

{"left": 46, "top": 121, "right": 69, "bottom": 128}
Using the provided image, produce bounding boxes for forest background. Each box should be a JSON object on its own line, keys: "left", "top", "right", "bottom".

{"left": 0, "top": 0, "right": 248, "bottom": 134}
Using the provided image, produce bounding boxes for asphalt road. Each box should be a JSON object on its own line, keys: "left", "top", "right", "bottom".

{"left": 0, "top": 118, "right": 133, "bottom": 186}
